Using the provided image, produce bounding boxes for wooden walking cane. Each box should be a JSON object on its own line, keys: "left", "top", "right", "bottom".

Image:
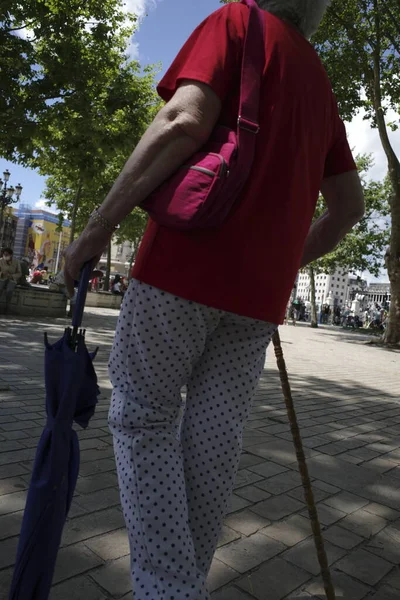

{"left": 272, "top": 330, "right": 336, "bottom": 600}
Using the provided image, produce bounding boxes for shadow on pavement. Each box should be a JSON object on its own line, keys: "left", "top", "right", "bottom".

{"left": 1, "top": 313, "right": 399, "bottom": 599}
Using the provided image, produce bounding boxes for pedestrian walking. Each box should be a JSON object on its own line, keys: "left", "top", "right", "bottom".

{"left": 64, "top": 1, "right": 365, "bottom": 597}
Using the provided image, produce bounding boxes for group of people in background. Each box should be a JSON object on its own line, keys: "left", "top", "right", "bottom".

{"left": 285, "top": 297, "right": 388, "bottom": 331}
{"left": 0, "top": 245, "right": 129, "bottom": 315}
{"left": 91, "top": 273, "right": 128, "bottom": 296}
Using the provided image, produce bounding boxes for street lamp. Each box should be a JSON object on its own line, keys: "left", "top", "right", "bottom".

{"left": 0, "top": 170, "right": 23, "bottom": 249}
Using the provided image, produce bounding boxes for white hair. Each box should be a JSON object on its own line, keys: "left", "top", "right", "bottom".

{"left": 257, "top": 0, "right": 330, "bottom": 38}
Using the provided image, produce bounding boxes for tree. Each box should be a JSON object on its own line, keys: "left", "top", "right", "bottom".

{"left": 116, "top": 208, "right": 149, "bottom": 273}
{"left": 32, "top": 25, "right": 160, "bottom": 234}
{"left": 1, "top": 0, "right": 138, "bottom": 161}
{"left": 104, "top": 239, "right": 112, "bottom": 292}
{"left": 2, "top": 0, "right": 160, "bottom": 255}
{"left": 308, "top": 266, "right": 318, "bottom": 328}
{"left": 312, "top": 2, "right": 399, "bottom": 343}
{"left": 304, "top": 155, "right": 390, "bottom": 327}
{"left": 37, "top": 62, "right": 159, "bottom": 239}
{"left": 15, "top": 1, "right": 162, "bottom": 245}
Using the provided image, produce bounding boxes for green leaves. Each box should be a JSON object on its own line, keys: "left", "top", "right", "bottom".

{"left": 315, "top": 1, "right": 400, "bottom": 342}
{"left": 116, "top": 208, "right": 149, "bottom": 255}
{"left": 314, "top": 1, "right": 400, "bottom": 120}
{"left": 0, "top": 1, "right": 162, "bottom": 241}
{"left": 309, "top": 155, "right": 390, "bottom": 277}
{"left": 0, "top": 0, "right": 142, "bottom": 161}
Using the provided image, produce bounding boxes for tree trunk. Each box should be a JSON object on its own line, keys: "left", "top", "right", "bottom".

{"left": 69, "top": 180, "right": 83, "bottom": 244}
{"left": 127, "top": 233, "right": 144, "bottom": 281}
{"left": 128, "top": 251, "right": 135, "bottom": 282}
{"left": 104, "top": 239, "right": 112, "bottom": 292}
{"left": 308, "top": 266, "right": 319, "bottom": 328}
{"left": 127, "top": 240, "right": 139, "bottom": 282}
{"left": 371, "top": 41, "right": 400, "bottom": 344}
{"left": 384, "top": 252, "right": 400, "bottom": 344}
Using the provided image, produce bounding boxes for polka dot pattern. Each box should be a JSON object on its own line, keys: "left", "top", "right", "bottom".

{"left": 108, "top": 280, "right": 276, "bottom": 599}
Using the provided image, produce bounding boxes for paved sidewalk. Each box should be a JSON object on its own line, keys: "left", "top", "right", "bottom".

{"left": 1, "top": 310, "right": 400, "bottom": 599}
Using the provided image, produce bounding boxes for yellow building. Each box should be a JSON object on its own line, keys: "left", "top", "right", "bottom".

{"left": 14, "top": 205, "right": 71, "bottom": 273}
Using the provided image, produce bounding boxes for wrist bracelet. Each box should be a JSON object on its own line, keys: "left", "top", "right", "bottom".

{"left": 90, "top": 208, "right": 118, "bottom": 234}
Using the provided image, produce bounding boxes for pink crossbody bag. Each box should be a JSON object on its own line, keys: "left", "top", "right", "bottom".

{"left": 141, "top": 0, "right": 265, "bottom": 230}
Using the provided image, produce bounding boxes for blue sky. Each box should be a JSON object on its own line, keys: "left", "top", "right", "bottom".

{"left": 0, "top": 0, "right": 221, "bottom": 206}
{"left": 1, "top": 0, "right": 399, "bottom": 215}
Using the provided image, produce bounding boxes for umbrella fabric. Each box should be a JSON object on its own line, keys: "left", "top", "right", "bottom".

{"left": 9, "top": 266, "right": 99, "bottom": 600}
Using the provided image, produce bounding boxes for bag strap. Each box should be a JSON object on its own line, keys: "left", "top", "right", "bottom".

{"left": 237, "top": 0, "right": 266, "bottom": 172}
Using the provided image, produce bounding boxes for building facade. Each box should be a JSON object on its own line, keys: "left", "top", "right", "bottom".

{"left": 297, "top": 270, "right": 349, "bottom": 307}
{"left": 12, "top": 205, "right": 70, "bottom": 272}
{"left": 98, "top": 240, "right": 135, "bottom": 275}
{"left": 365, "top": 283, "right": 391, "bottom": 306}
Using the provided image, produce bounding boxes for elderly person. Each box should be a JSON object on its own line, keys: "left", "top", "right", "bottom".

{"left": 64, "top": 1, "right": 365, "bottom": 597}
{"left": 0, "top": 248, "right": 21, "bottom": 314}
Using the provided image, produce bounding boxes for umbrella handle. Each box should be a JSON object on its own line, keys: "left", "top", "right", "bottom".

{"left": 71, "top": 262, "right": 92, "bottom": 332}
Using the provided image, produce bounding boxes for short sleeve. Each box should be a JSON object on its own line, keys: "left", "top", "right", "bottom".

{"left": 324, "top": 112, "right": 357, "bottom": 178}
{"left": 157, "top": 5, "right": 247, "bottom": 104}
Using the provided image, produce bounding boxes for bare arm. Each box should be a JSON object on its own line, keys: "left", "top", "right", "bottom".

{"left": 300, "top": 170, "right": 365, "bottom": 268}
{"left": 96, "top": 80, "right": 221, "bottom": 227}
{"left": 64, "top": 80, "right": 222, "bottom": 290}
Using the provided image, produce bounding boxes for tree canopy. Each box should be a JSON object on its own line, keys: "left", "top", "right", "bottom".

{"left": 310, "top": 155, "right": 390, "bottom": 278}
{"left": 304, "top": 154, "right": 390, "bottom": 327}
{"left": 1, "top": 0, "right": 161, "bottom": 246}
{"left": 1, "top": 0, "right": 140, "bottom": 161}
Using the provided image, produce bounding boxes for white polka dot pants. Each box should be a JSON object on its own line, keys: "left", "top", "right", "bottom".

{"left": 108, "top": 280, "right": 276, "bottom": 600}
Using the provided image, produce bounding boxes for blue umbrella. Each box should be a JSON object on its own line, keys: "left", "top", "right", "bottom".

{"left": 9, "top": 263, "right": 100, "bottom": 600}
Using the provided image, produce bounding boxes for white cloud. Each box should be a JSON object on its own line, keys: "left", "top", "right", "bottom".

{"left": 34, "top": 199, "right": 51, "bottom": 211}
{"left": 122, "top": 0, "right": 161, "bottom": 58}
{"left": 82, "top": 1, "right": 160, "bottom": 58}
{"left": 127, "top": 40, "right": 140, "bottom": 60}
{"left": 346, "top": 107, "right": 400, "bottom": 181}
{"left": 123, "top": 0, "right": 159, "bottom": 21}
{"left": 13, "top": 28, "right": 34, "bottom": 41}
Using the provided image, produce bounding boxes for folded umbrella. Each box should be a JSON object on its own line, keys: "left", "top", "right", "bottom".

{"left": 9, "top": 263, "right": 100, "bottom": 600}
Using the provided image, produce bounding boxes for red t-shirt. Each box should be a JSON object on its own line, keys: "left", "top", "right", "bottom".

{"left": 132, "top": 3, "right": 356, "bottom": 324}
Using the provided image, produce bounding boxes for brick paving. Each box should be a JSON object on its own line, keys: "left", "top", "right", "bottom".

{"left": 1, "top": 309, "right": 400, "bottom": 599}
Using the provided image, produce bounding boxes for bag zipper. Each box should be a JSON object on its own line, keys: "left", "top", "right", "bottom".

{"left": 187, "top": 165, "right": 216, "bottom": 177}
{"left": 181, "top": 154, "right": 229, "bottom": 178}
{"left": 210, "top": 153, "right": 229, "bottom": 177}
